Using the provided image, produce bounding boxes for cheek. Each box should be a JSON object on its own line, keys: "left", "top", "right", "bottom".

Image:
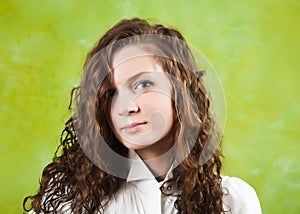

{"left": 139, "top": 92, "right": 173, "bottom": 119}
{"left": 109, "top": 104, "right": 118, "bottom": 130}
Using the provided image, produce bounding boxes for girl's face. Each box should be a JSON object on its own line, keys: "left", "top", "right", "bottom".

{"left": 110, "top": 46, "right": 174, "bottom": 153}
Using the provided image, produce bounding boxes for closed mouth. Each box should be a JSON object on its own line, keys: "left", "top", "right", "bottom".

{"left": 121, "top": 122, "right": 147, "bottom": 130}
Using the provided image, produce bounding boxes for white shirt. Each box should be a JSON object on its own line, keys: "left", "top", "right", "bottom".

{"left": 103, "top": 151, "right": 262, "bottom": 214}
{"left": 31, "top": 151, "right": 262, "bottom": 213}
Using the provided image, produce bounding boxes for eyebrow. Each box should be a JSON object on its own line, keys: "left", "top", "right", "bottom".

{"left": 123, "top": 71, "right": 153, "bottom": 86}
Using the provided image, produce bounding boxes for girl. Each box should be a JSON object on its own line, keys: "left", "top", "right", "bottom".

{"left": 24, "top": 18, "right": 262, "bottom": 213}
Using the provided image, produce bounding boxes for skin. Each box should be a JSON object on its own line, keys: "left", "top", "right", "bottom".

{"left": 110, "top": 45, "right": 175, "bottom": 179}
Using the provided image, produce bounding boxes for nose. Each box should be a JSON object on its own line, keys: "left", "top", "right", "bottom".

{"left": 118, "top": 101, "right": 140, "bottom": 116}
{"left": 116, "top": 91, "right": 140, "bottom": 116}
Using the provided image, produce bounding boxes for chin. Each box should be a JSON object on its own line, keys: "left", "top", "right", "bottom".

{"left": 121, "top": 141, "right": 154, "bottom": 150}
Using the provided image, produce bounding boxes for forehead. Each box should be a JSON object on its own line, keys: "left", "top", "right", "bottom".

{"left": 112, "top": 45, "right": 164, "bottom": 87}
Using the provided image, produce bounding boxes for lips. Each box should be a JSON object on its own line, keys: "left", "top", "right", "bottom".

{"left": 121, "top": 122, "right": 147, "bottom": 130}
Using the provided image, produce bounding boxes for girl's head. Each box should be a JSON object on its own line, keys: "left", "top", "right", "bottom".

{"left": 75, "top": 18, "right": 216, "bottom": 178}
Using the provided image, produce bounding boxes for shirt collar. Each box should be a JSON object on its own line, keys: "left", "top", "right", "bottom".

{"left": 126, "top": 149, "right": 175, "bottom": 184}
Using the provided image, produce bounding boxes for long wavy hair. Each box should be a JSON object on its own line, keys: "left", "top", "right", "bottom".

{"left": 23, "top": 18, "right": 224, "bottom": 213}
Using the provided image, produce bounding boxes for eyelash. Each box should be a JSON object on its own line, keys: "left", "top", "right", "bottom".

{"left": 107, "top": 89, "right": 118, "bottom": 97}
{"left": 134, "top": 80, "right": 154, "bottom": 91}
{"left": 107, "top": 80, "right": 154, "bottom": 97}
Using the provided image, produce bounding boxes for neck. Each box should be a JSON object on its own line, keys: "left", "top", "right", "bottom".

{"left": 135, "top": 134, "right": 175, "bottom": 181}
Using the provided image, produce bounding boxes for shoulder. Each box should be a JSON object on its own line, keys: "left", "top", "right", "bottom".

{"left": 221, "top": 176, "right": 262, "bottom": 214}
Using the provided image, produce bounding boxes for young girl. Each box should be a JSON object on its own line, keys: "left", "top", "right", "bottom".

{"left": 24, "top": 18, "right": 262, "bottom": 214}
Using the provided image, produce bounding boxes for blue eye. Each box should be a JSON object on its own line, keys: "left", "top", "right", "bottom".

{"left": 135, "top": 80, "right": 154, "bottom": 91}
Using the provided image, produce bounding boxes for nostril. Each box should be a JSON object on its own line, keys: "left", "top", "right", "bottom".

{"left": 118, "top": 105, "right": 140, "bottom": 116}
{"left": 128, "top": 104, "right": 139, "bottom": 113}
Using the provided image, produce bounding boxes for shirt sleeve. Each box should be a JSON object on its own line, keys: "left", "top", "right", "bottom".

{"left": 221, "top": 176, "right": 262, "bottom": 214}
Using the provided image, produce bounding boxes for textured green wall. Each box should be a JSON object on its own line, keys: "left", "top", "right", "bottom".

{"left": 1, "top": 0, "right": 299, "bottom": 213}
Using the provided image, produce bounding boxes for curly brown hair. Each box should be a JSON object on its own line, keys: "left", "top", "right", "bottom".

{"left": 23, "top": 18, "right": 224, "bottom": 213}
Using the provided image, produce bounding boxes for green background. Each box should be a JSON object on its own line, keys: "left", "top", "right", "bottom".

{"left": 1, "top": 0, "right": 299, "bottom": 213}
